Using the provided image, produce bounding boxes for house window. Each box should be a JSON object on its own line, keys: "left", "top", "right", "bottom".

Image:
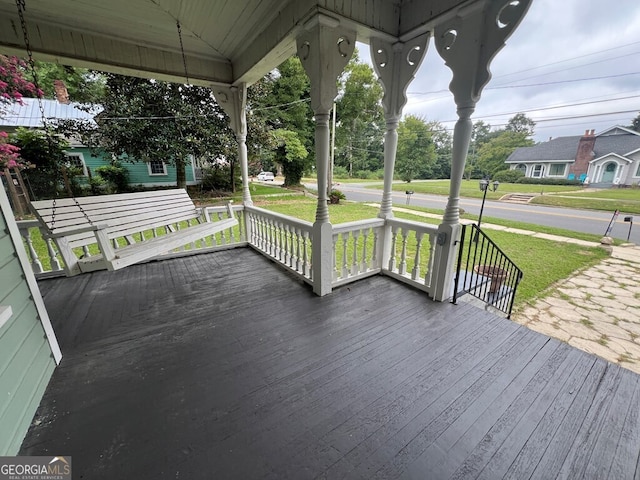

{"left": 636, "top": 163, "right": 640, "bottom": 177}
{"left": 549, "top": 164, "right": 566, "bottom": 176}
{"left": 64, "top": 153, "right": 88, "bottom": 176}
{"left": 532, "top": 164, "right": 544, "bottom": 178}
{"left": 515, "top": 164, "right": 527, "bottom": 174}
{"left": 148, "top": 160, "right": 167, "bottom": 176}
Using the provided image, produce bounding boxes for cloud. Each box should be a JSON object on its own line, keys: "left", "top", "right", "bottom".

{"left": 361, "top": 0, "right": 640, "bottom": 142}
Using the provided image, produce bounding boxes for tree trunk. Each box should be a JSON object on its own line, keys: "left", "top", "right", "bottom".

{"left": 176, "top": 157, "right": 187, "bottom": 189}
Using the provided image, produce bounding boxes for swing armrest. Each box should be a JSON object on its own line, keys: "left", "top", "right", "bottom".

{"left": 48, "top": 223, "right": 110, "bottom": 239}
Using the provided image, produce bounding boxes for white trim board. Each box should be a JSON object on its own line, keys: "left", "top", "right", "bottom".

{"left": 0, "top": 305, "right": 12, "bottom": 329}
{"left": 0, "top": 185, "right": 62, "bottom": 364}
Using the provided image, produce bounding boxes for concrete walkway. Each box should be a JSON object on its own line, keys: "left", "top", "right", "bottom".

{"left": 376, "top": 204, "right": 640, "bottom": 375}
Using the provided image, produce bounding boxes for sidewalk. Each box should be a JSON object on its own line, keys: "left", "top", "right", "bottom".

{"left": 375, "top": 204, "right": 640, "bottom": 374}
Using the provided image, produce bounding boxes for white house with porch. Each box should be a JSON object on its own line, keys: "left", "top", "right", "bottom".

{"left": 0, "top": 0, "right": 537, "bottom": 457}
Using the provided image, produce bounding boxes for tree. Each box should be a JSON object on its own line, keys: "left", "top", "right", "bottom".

{"left": 426, "top": 120, "right": 452, "bottom": 179}
{"left": 396, "top": 115, "right": 437, "bottom": 182}
{"left": 475, "top": 130, "right": 533, "bottom": 177}
{"left": 11, "top": 128, "right": 70, "bottom": 199}
{"left": 0, "top": 55, "right": 41, "bottom": 113}
{"left": 0, "top": 131, "right": 22, "bottom": 169}
{"left": 505, "top": 113, "right": 536, "bottom": 137}
{"left": 255, "top": 57, "right": 313, "bottom": 174}
{"left": 56, "top": 74, "right": 235, "bottom": 189}
{"left": 629, "top": 113, "right": 640, "bottom": 133}
{"left": 272, "top": 129, "right": 308, "bottom": 186}
{"left": 465, "top": 120, "right": 493, "bottom": 179}
{"left": 32, "top": 61, "right": 106, "bottom": 103}
{"left": 335, "top": 51, "right": 384, "bottom": 175}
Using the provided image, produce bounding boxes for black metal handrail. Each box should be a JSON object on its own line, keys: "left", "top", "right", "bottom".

{"left": 452, "top": 223, "right": 523, "bottom": 318}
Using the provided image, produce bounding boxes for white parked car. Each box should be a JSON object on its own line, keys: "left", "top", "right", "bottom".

{"left": 257, "top": 171, "right": 275, "bottom": 181}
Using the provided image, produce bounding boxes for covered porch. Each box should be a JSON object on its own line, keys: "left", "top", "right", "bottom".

{"left": 22, "top": 248, "right": 640, "bottom": 479}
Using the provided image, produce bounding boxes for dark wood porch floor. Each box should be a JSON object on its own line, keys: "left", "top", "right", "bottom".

{"left": 22, "top": 248, "right": 640, "bottom": 479}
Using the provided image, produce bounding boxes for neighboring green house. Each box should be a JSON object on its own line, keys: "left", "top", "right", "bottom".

{"left": 0, "top": 184, "right": 61, "bottom": 455}
{"left": 1, "top": 98, "right": 200, "bottom": 188}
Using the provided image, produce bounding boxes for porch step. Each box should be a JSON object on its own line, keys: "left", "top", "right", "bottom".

{"left": 500, "top": 193, "right": 536, "bottom": 204}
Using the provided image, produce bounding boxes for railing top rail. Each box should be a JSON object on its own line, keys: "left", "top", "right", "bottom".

{"left": 203, "top": 204, "right": 244, "bottom": 213}
{"left": 386, "top": 217, "right": 439, "bottom": 234}
{"left": 245, "top": 205, "right": 313, "bottom": 230}
{"left": 16, "top": 219, "right": 42, "bottom": 228}
{"left": 332, "top": 218, "right": 385, "bottom": 234}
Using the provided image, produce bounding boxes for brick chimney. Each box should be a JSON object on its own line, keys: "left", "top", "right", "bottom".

{"left": 53, "top": 80, "right": 70, "bottom": 104}
{"left": 569, "top": 129, "right": 596, "bottom": 177}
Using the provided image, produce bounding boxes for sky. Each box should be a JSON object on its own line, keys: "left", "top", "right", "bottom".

{"left": 359, "top": 0, "right": 640, "bottom": 142}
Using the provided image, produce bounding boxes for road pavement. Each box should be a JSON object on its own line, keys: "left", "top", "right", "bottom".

{"left": 307, "top": 182, "right": 639, "bottom": 244}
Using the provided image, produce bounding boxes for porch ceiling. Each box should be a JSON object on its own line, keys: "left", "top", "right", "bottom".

{"left": 0, "top": 0, "right": 469, "bottom": 86}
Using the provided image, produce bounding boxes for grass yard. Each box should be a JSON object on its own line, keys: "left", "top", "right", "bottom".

{"left": 532, "top": 188, "right": 640, "bottom": 214}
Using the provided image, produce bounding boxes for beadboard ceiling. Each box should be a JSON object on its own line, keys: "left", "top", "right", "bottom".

{"left": 0, "top": 0, "right": 469, "bottom": 86}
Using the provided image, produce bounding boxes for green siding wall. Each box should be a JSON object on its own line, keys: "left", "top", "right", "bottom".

{"left": 0, "top": 211, "right": 56, "bottom": 455}
{"left": 69, "top": 147, "right": 197, "bottom": 186}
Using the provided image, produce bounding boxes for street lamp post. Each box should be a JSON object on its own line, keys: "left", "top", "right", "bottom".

{"left": 477, "top": 178, "right": 499, "bottom": 232}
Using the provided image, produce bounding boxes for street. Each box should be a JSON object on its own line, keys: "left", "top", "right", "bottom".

{"left": 311, "top": 182, "right": 639, "bottom": 244}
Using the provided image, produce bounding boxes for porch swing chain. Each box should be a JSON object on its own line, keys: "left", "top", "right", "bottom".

{"left": 15, "top": 0, "right": 93, "bottom": 231}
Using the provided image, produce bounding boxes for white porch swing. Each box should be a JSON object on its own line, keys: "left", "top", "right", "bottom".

{"left": 15, "top": 2, "right": 237, "bottom": 276}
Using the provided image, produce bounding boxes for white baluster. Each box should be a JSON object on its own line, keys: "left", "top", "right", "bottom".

{"left": 388, "top": 226, "right": 399, "bottom": 271}
{"left": 361, "top": 228, "right": 369, "bottom": 273}
{"left": 371, "top": 228, "right": 379, "bottom": 270}
{"left": 22, "top": 227, "right": 43, "bottom": 273}
{"left": 351, "top": 229, "right": 360, "bottom": 275}
{"left": 399, "top": 228, "right": 409, "bottom": 275}
{"left": 45, "top": 238, "right": 62, "bottom": 272}
{"left": 424, "top": 233, "right": 437, "bottom": 288}
{"left": 412, "top": 231, "right": 424, "bottom": 280}
{"left": 283, "top": 224, "right": 291, "bottom": 266}
{"left": 302, "top": 232, "right": 310, "bottom": 278}
{"left": 341, "top": 232, "right": 349, "bottom": 278}
{"left": 332, "top": 233, "right": 339, "bottom": 281}
{"left": 82, "top": 245, "right": 91, "bottom": 258}
{"left": 295, "top": 228, "right": 302, "bottom": 273}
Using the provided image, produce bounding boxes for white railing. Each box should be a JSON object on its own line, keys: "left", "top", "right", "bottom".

{"left": 332, "top": 218, "right": 385, "bottom": 287}
{"left": 245, "top": 206, "right": 313, "bottom": 284}
{"left": 383, "top": 218, "right": 439, "bottom": 295}
{"left": 16, "top": 205, "right": 247, "bottom": 278}
{"left": 17, "top": 220, "right": 65, "bottom": 278}
{"left": 18, "top": 206, "right": 443, "bottom": 299}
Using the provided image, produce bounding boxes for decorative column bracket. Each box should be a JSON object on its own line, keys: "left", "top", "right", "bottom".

{"left": 214, "top": 83, "right": 253, "bottom": 206}
{"left": 371, "top": 33, "right": 429, "bottom": 220}
{"left": 296, "top": 15, "right": 355, "bottom": 296}
{"left": 433, "top": 0, "right": 531, "bottom": 226}
{"left": 429, "top": 0, "right": 531, "bottom": 301}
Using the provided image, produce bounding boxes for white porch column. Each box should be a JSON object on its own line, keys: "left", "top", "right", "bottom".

{"left": 371, "top": 34, "right": 429, "bottom": 267}
{"left": 214, "top": 84, "right": 253, "bottom": 206}
{"left": 430, "top": 0, "right": 532, "bottom": 301}
{"left": 297, "top": 15, "right": 355, "bottom": 296}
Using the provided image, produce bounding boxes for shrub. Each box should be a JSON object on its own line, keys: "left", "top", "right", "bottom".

{"left": 493, "top": 169, "right": 525, "bottom": 183}
{"left": 333, "top": 166, "right": 349, "bottom": 178}
{"left": 201, "top": 165, "right": 240, "bottom": 192}
{"left": 329, "top": 189, "right": 346, "bottom": 204}
{"left": 517, "top": 177, "right": 582, "bottom": 186}
{"left": 95, "top": 163, "right": 129, "bottom": 193}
